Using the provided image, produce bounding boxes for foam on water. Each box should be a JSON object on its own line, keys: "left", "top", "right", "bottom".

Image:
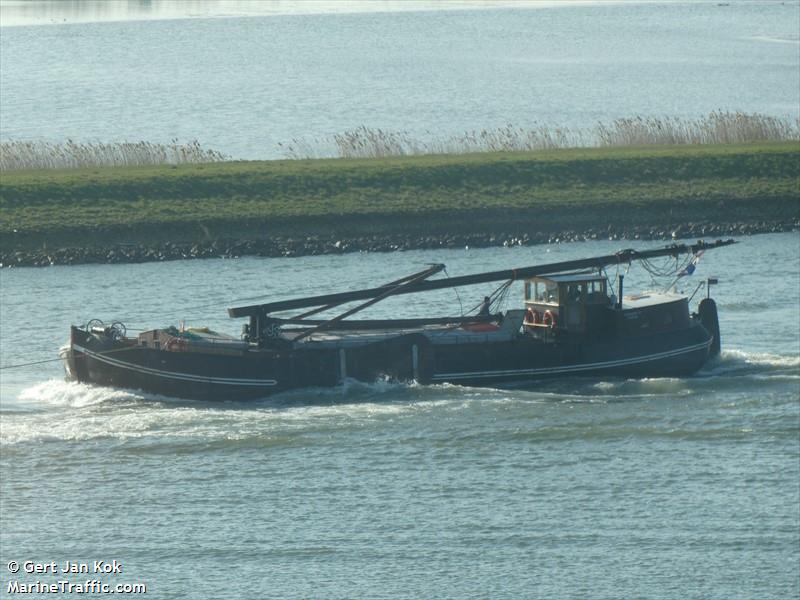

{"left": 17, "top": 379, "right": 143, "bottom": 408}
{"left": 2, "top": 377, "right": 477, "bottom": 445}
{"left": 5, "top": 344, "right": 797, "bottom": 446}
{"left": 746, "top": 34, "right": 800, "bottom": 45}
{"left": 701, "top": 349, "right": 800, "bottom": 377}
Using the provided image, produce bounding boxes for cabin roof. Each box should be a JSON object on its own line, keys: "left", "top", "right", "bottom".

{"left": 531, "top": 273, "right": 605, "bottom": 284}
{"left": 622, "top": 292, "right": 685, "bottom": 309}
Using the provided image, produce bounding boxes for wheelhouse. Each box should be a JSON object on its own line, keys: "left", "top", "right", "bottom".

{"left": 523, "top": 273, "right": 610, "bottom": 333}
{"left": 523, "top": 272, "right": 695, "bottom": 340}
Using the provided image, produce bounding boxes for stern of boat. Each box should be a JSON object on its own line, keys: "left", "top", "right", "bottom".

{"left": 697, "top": 297, "right": 721, "bottom": 358}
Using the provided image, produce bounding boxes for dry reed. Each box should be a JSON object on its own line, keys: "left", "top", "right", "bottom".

{"left": 0, "top": 139, "right": 228, "bottom": 171}
{"left": 285, "top": 111, "right": 800, "bottom": 159}
{"left": 2, "top": 112, "right": 797, "bottom": 168}
{"left": 595, "top": 112, "right": 800, "bottom": 147}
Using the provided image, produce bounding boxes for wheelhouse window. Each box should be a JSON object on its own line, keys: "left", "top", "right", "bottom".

{"left": 533, "top": 281, "right": 559, "bottom": 304}
{"left": 566, "top": 284, "right": 584, "bottom": 302}
{"left": 586, "top": 279, "right": 608, "bottom": 303}
{"left": 527, "top": 276, "right": 607, "bottom": 307}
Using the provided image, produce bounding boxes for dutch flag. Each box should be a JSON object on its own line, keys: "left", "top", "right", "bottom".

{"left": 678, "top": 250, "right": 704, "bottom": 277}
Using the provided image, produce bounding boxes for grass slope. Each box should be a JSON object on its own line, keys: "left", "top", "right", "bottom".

{"left": 1, "top": 142, "right": 798, "bottom": 250}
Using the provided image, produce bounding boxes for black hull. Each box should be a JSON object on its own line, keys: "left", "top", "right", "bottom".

{"left": 428, "top": 327, "right": 712, "bottom": 387}
{"left": 65, "top": 323, "right": 713, "bottom": 402}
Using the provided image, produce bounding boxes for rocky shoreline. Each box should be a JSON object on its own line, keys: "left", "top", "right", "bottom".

{"left": 2, "top": 219, "right": 796, "bottom": 268}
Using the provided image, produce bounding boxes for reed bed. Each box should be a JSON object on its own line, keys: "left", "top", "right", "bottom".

{"left": 2, "top": 112, "right": 797, "bottom": 169}
{"left": 595, "top": 112, "right": 800, "bottom": 147}
{"left": 0, "top": 139, "right": 228, "bottom": 171}
{"left": 286, "top": 111, "right": 800, "bottom": 159}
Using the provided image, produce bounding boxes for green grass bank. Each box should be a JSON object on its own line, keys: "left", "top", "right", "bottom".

{"left": 1, "top": 141, "right": 798, "bottom": 257}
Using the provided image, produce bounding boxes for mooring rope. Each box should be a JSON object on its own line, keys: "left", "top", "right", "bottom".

{"left": 0, "top": 344, "right": 138, "bottom": 371}
{"left": 0, "top": 357, "right": 67, "bottom": 370}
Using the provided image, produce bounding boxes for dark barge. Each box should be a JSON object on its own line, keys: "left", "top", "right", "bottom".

{"left": 62, "top": 240, "right": 733, "bottom": 401}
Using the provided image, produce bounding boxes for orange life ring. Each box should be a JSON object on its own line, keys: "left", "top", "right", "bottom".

{"left": 524, "top": 308, "right": 534, "bottom": 324}
{"left": 543, "top": 310, "right": 557, "bottom": 328}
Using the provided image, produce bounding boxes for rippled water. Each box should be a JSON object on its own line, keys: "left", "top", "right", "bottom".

{"left": 1, "top": 234, "right": 798, "bottom": 598}
{"left": 1, "top": 1, "right": 798, "bottom": 158}
{"left": 1, "top": 2, "right": 799, "bottom": 595}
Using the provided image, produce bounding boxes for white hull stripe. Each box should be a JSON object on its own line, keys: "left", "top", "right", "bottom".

{"left": 73, "top": 344, "right": 278, "bottom": 387}
{"left": 430, "top": 340, "right": 712, "bottom": 381}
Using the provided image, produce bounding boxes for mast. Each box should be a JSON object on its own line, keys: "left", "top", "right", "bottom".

{"left": 291, "top": 263, "right": 444, "bottom": 341}
{"left": 294, "top": 263, "right": 446, "bottom": 319}
{"left": 228, "top": 239, "right": 735, "bottom": 318}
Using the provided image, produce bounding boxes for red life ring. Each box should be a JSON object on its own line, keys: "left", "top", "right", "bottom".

{"left": 524, "top": 308, "right": 534, "bottom": 324}
{"left": 543, "top": 310, "right": 557, "bottom": 328}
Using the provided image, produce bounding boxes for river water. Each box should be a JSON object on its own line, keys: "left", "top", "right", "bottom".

{"left": 1, "top": 1, "right": 799, "bottom": 598}
{"left": 1, "top": 0, "right": 798, "bottom": 158}
{"left": 1, "top": 234, "right": 798, "bottom": 598}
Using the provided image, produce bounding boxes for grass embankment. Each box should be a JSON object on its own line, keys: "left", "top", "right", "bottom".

{"left": 1, "top": 141, "right": 798, "bottom": 252}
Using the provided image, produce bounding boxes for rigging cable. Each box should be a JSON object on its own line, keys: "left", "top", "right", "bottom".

{"left": 1, "top": 344, "right": 138, "bottom": 371}
{"left": 444, "top": 267, "right": 465, "bottom": 317}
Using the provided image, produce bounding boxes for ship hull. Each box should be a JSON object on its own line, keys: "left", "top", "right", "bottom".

{"left": 65, "top": 323, "right": 713, "bottom": 402}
